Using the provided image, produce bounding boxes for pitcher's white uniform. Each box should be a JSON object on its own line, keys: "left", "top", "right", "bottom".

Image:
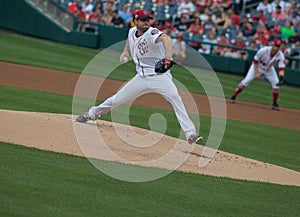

{"left": 241, "top": 46, "right": 285, "bottom": 88}
{"left": 88, "top": 27, "right": 197, "bottom": 139}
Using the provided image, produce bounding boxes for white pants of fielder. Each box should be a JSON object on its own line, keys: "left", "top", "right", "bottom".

{"left": 241, "top": 64, "right": 279, "bottom": 89}
{"left": 88, "top": 73, "right": 197, "bottom": 140}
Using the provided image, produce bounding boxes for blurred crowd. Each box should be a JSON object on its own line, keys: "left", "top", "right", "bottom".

{"left": 61, "top": 0, "right": 300, "bottom": 64}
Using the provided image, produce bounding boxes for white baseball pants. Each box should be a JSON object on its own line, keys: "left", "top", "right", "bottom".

{"left": 89, "top": 73, "right": 197, "bottom": 139}
{"left": 241, "top": 64, "right": 280, "bottom": 89}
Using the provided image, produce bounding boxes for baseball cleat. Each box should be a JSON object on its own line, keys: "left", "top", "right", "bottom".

{"left": 76, "top": 112, "right": 93, "bottom": 123}
{"left": 188, "top": 134, "right": 204, "bottom": 144}
{"left": 229, "top": 96, "right": 236, "bottom": 103}
{"left": 272, "top": 102, "right": 279, "bottom": 111}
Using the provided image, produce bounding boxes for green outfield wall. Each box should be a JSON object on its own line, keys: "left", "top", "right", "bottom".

{"left": 0, "top": 0, "right": 128, "bottom": 48}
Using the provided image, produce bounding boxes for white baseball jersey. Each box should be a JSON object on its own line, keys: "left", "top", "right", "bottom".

{"left": 88, "top": 26, "right": 198, "bottom": 140}
{"left": 128, "top": 26, "right": 166, "bottom": 76}
{"left": 254, "top": 46, "right": 285, "bottom": 72}
{"left": 241, "top": 46, "right": 285, "bottom": 88}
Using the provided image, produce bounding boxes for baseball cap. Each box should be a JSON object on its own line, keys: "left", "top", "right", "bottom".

{"left": 272, "top": 39, "right": 281, "bottom": 46}
{"left": 181, "top": 14, "right": 188, "bottom": 19}
{"left": 271, "top": 28, "right": 280, "bottom": 33}
{"left": 292, "top": 10, "right": 298, "bottom": 15}
{"left": 176, "top": 32, "right": 183, "bottom": 38}
{"left": 134, "top": 9, "right": 153, "bottom": 20}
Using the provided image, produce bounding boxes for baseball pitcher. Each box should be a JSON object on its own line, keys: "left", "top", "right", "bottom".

{"left": 76, "top": 9, "right": 203, "bottom": 144}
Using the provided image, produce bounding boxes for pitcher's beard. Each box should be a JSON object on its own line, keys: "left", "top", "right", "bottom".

{"left": 141, "top": 26, "right": 149, "bottom": 33}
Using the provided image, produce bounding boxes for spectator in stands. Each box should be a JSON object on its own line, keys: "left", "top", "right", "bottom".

{"left": 280, "top": 41, "right": 291, "bottom": 63}
{"left": 285, "top": 0, "right": 299, "bottom": 15}
{"left": 172, "top": 33, "right": 187, "bottom": 64}
{"left": 93, "top": 1, "right": 104, "bottom": 14}
{"left": 82, "top": 0, "right": 94, "bottom": 16}
{"left": 249, "top": 39, "right": 258, "bottom": 50}
{"left": 227, "top": 8, "right": 240, "bottom": 27}
{"left": 270, "top": 0, "right": 285, "bottom": 13}
{"left": 284, "top": 0, "right": 295, "bottom": 14}
{"left": 254, "top": 9, "right": 267, "bottom": 25}
{"left": 102, "top": 9, "right": 113, "bottom": 25}
{"left": 77, "top": 5, "right": 86, "bottom": 21}
{"left": 111, "top": 10, "right": 124, "bottom": 28}
{"left": 258, "top": 23, "right": 271, "bottom": 38}
{"left": 213, "top": 32, "right": 230, "bottom": 55}
{"left": 88, "top": 10, "right": 102, "bottom": 23}
{"left": 187, "top": 17, "right": 204, "bottom": 35}
{"left": 198, "top": 7, "right": 212, "bottom": 22}
{"left": 150, "top": 11, "right": 158, "bottom": 28}
{"left": 214, "top": 10, "right": 230, "bottom": 36}
{"left": 272, "top": 5, "right": 286, "bottom": 23}
{"left": 288, "top": 10, "right": 300, "bottom": 30}
{"left": 156, "top": 0, "right": 167, "bottom": 24}
{"left": 103, "top": 0, "right": 116, "bottom": 12}
{"left": 178, "top": 0, "right": 196, "bottom": 16}
{"left": 240, "top": 15, "right": 256, "bottom": 38}
{"left": 162, "top": 22, "right": 176, "bottom": 38}
{"left": 67, "top": 0, "right": 79, "bottom": 15}
{"left": 289, "top": 36, "right": 300, "bottom": 69}
{"left": 130, "top": 3, "right": 141, "bottom": 15}
{"left": 252, "top": 15, "right": 263, "bottom": 31}
{"left": 128, "top": 14, "right": 136, "bottom": 29}
{"left": 175, "top": 14, "right": 191, "bottom": 33}
{"left": 198, "top": 30, "right": 217, "bottom": 54}
{"left": 257, "top": 0, "right": 272, "bottom": 15}
{"left": 76, "top": 6, "right": 87, "bottom": 30}
{"left": 224, "top": 32, "right": 247, "bottom": 59}
{"left": 253, "top": 29, "right": 269, "bottom": 48}
{"left": 195, "top": 0, "right": 213, "bottom": 13}
{"left": 118, "top": 4, "right": 132, "bottom": 26}
{"left": 202, "top": 12, "right": 217, "bottom": 35}
{"left": 269, "top": 28, "right": 281, "bottom": 42}
{"left": 281, "top": 20, "right": 295, "bottom": 42}
{"left": 272, "top": 21, "right": 282, "bottom": 34}
{"left": 186, "top": 17, "right": 204, "bottom": 49}
{"left": 212, "top": 0, "right": 231, "bottom": 11}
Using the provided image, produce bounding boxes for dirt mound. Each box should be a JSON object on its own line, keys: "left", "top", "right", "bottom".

{"left": 1, "top": 109, "right": 299, "bottom": 186}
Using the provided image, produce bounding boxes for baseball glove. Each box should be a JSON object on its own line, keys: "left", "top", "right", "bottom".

{"left": 154, "top": 59, "right": 176, "bottom": 74}
{"left": 276, "top": 75, "right": 286, "bottom": 86}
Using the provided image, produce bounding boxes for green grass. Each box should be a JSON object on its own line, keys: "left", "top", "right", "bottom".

{"left": 1, "top": 31, "right": 299, "bottom": 109}
{"left": 1, "top": 85, "right": 299, "bottom": 172}
{"left": 1, "top": 31, "right": 300, "bottom": 217}
{"left": 1, "top": 142, "right": 299, "bottom": 217}
{"left": 0, "top": 31, "right": 98, "bottom": 72}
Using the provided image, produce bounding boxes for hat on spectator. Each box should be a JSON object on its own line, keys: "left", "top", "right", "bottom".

{"left": 271, "top": 28, "right": 280, "bottom": 34}
{"left": 252, "top": 14, "right": 259, "bottom": 19}
{"left": 166, "top": 22, "right": 172, "bottom": 27}
{"left": 176, "top": 32, "right": 183, "bottom": 38}
{"left": 181, "top": 14, "right": 188, "bottom": 19}
{"left": 292, "top": 10, "right": 298, "bottom": 15}
{"left": 272, "top": 39, "right": 282, "bottom": 46}
{"left": 257, "top": 29, "right": 264, "bottom": 34}
{"left": 134, "top": 9, "right": 153, "bottom": 20}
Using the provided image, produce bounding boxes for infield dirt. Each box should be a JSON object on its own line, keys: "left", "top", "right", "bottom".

{"left": 1, "top": 62, "right": 300, "bottom": 186}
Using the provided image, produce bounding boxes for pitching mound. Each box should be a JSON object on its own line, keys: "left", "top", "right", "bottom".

{"left": 1, "top": 109, "right": 299, "bottom": 186}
